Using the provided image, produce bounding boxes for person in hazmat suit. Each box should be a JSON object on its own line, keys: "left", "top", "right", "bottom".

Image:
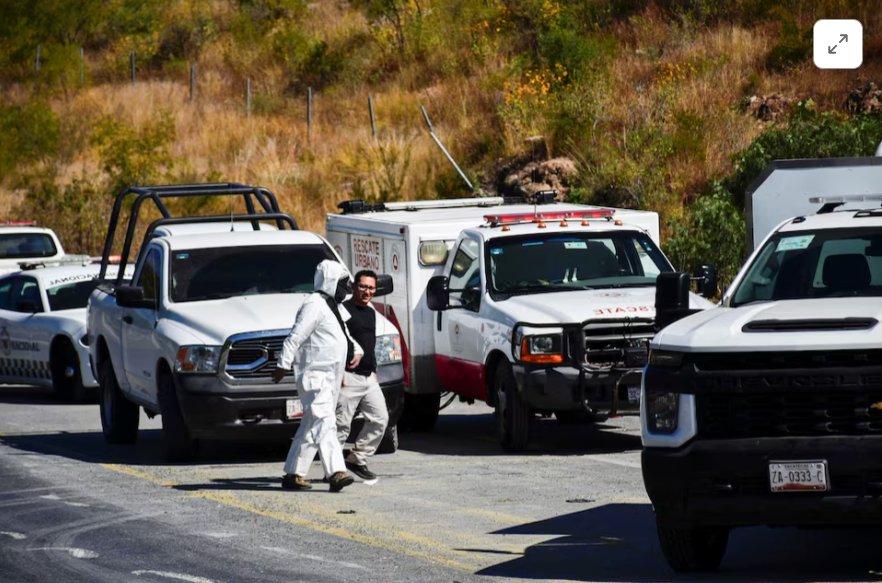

{"left": 272, "top": 260, "right": 362, "bottom": 492}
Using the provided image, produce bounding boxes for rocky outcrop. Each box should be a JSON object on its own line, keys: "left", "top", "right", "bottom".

{"left": 746, "top": 94, "right": 793, "bottom": 121}
{"left": 844, "top": 81, "right": 882, "bottom": 114}
{"left": 485, "top": 154, "right": 579, "bottom": 201}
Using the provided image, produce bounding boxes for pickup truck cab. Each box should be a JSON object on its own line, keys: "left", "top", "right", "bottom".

{"left": 89, "top": 183, "right": 404, "bottom": 461}
{"left": 0, "top": 222, "right": 77, "bottom": 276}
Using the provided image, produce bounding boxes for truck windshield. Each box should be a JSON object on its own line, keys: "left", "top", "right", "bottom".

{"left": 732, "top": 227, "right": 882, "bottom": 306}
{"left": 0, "top": 234, "right": 57, "bottom": 259}
{"left": 488, "top": 232, "right": 671, "bottom": 294}
{"left": 170, "top": 244, "right": 335, "bottom": 302}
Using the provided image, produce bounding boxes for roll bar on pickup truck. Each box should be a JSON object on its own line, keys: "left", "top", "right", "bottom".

{"left": 98, "top": 183, "right": 298, "bottom": 285}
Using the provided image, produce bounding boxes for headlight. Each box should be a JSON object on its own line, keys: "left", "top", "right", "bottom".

{"left": 648, "top": 349, "right": 684, "bottom": 367}
{"left": 375, "top": 334, "right": 402, "bottom": 365}
{"left": 175, "top": 345, "right": 222, "bottom": 373}
{"left": 513, "top": 325, "right": 564, "bottom": 364}
{"left": 646, "top": 390, "right": 679, "bottom": 434}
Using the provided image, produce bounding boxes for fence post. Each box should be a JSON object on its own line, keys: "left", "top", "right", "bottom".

{"left": 369, "top": 96, "right": 377, "bottom": 143}
{"left": 247, "top": 78, "right": 251, "bottom": 117}
{"left": 80, "top": 47, "right": 85, "bottom": 85}
{"left": 190, "top": 64, "right": 195, "bottom": 103}
{"left": 307, "top": 87, "right": 312, "bottom": 143}
{"left": 130, "top": 51, "right": 135, "bottom": 86}
{"left": 36, "top": 45, "right": 41, "bottom": 74}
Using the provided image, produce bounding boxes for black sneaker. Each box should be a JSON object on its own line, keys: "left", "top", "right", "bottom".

{"left": 329, "top": 472, "right": 354, "bottom": 492}
{"left": 345, "top": 460, "right": 377, "bottom": 480}
{"left": 281, "top": 474, "right": 312, "bottom": 490}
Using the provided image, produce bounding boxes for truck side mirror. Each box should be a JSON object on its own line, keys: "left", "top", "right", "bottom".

{"left": 427, "top": 276, "right": 450, "bottom": 311}
{"left": 375, "top": 274, "right": 394, "bottom": 297}
{"left": 655, "top": 272, "right": 692, "bottom": 330}
{"left": 698, "top": 263, "right": 717, "bottom": 298}
{"left": 116, "top": 285, "right": 155, "bottom": 310}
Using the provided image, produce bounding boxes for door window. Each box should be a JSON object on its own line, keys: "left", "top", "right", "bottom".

{"left": 448, "top": 238, "right": 482, "bottom": 312}
{"left": 136, "top": 248, "right": 161, "bottom": 309}
{"left": 10, "top": 277, "right": 43, "bottom": 313}
{"left": 0, "top": 278, "right": 15, "bottom": 311}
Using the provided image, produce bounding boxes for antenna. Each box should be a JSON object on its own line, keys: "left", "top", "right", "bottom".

{"left": 420, "top": 105, "right": 475, "bottom": 193}
{"left": 230, "top": 197, "right": 234, "bottom": 232}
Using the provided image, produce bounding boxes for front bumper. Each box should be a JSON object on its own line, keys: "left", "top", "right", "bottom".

{"left": 643, "top": 436, "right": 882, "bottom": 528}
{"left": 174, "top": 373, "right": 302, "bottom": 440}
{"left": 512, "top": 363, "right": 643, "bottom": 413}
{"left": 378, "top": 362, "right": 405, "bottom": 425}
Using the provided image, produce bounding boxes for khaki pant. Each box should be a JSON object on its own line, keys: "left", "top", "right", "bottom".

{"left": 337, "top": 371, "right": 389, "bottom": 465}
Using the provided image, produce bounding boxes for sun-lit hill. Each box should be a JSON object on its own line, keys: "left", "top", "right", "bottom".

{"left": 1, "top": 0, "right": 881, "bottom": 280}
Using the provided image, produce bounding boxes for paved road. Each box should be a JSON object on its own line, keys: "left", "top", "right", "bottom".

{"left": 2, "top": 385, "right": 882, "bottom": 583}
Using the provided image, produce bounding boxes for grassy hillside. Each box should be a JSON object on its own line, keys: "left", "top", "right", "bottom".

{"left": 2, "top": 0, "right": 881, "bottom": 282}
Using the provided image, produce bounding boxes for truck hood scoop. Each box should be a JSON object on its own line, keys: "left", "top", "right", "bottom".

{"left": 742, "top": 318, "right": 879, "bottom": 332}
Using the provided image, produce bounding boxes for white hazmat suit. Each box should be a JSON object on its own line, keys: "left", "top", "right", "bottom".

{"left": 278, "top": 260, "right": 363, "bottom": 479}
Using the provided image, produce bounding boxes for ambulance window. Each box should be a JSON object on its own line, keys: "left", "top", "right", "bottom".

{"left": 448, "top": 238, "right": 481, "bottom": 311}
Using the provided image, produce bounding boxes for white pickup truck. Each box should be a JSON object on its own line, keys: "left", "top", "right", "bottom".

{"left": 0, "top": 222, "right": 84, "bottom": 276}
{"left": 328, "top": 195, "right": 716, "bottom": 451}
{"left": 88, "top": 183, "right": 403, "bottom": 461}
{"left": 642, "top": 157, "right": 882, "bottom": 572}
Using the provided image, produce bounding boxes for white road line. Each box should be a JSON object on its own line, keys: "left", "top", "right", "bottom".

{"left": 583, "top": 455, "right": 642, "bottom": 469}
{"left": 0, "top": 531, "right": 26, "bottom": 539}
{"left": 39, "top": 494, "right": 61, "bottom": 500}
{"left": 261, "top": 546, "right": 369, "bottom": 571}
{"left": 28, "top": 547, "right": 98, "bottom": 559}
{"left": 199, "top": 532, "right": 237, "bottom": 538}
{"left": 64, "top": 502, "right": 90, "bottom": 507}
{"left": 132, "top": 571, "right": 216, "bottom": 583}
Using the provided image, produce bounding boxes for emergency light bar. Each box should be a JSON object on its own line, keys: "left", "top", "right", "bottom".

{"left": 483, "top": 209, "right": 615, "bottom": 225}
{"left": 0, "top": 220, "right": 37, "bottom": 227}
{"left": 383, "top": 197, "right": 505, "bottom": 211}
{"left": 808, "top": 195, "right": 882, "bottom": 204}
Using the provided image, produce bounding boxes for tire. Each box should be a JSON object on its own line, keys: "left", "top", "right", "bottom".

{"left": 98, "top": 358, "right": 139, "bottom": 444}
{"left": 376, "top": 423, "right": 399, "bottom": 454}
{"left": 657, "top": 522, "right": 729, "bottom": 572}
{"left": 158, "top": 369, "right": 199, "bottom": 462}
{"left": 51, "top": 340, "right": 87, "bottom": 403}
{"left": 403, "top": 393, "right": 441, "bottom": 432}
{"left": 494, "top": 360, "right": 531, "bottom": 452}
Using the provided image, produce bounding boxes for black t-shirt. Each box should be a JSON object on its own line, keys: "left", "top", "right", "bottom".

{"left": 344, "top": 300, "right": 376, "bottom": 376}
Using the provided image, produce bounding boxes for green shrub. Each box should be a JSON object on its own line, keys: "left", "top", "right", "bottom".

{"left": 0, "top": 102, "right": 59, "bottom": 180}
{"left": 91, "top": 110, "right": 177, "bottom": 191}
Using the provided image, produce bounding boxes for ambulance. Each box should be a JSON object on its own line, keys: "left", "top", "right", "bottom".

{"left": 326, "top": 195, "right": 715, "bottom": 451}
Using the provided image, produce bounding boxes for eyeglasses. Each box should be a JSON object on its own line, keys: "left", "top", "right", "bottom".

{"left": 357, "top": 284, "right": 376, "bottom": 292}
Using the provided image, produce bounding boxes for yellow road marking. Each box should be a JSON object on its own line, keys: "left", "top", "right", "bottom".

{"left": 101, "top": 464, "right": 177, "bottom": 487}
{"left": 195, "top": 491, "right": 476, "bottom": 572}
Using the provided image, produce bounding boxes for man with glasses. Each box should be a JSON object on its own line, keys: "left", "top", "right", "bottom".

{"left": 336, "top": 269, "right": 390, "bottom": 480}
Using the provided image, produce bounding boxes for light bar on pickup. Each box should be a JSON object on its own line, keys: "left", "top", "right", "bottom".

{"left": 0, "top": 220, "right": 37, "bottom": 226}
{"left": 808, "top": 195, "right": 882, "bottom": 204}
{"left": 484, "top": 209, "right": 615, "bottom": 225}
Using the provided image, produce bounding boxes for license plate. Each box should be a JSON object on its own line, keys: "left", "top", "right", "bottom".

{"left": 285, "top": 399, "right": 303, "bottom": 419}
{"left": 627, "top": 387, "right": 641, "bottom": 403}
{"left": 769, "top": 460, "right": 828, "bottom": 492}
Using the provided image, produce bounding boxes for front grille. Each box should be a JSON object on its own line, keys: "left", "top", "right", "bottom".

{"left": 225, "top": 335, "right": 286, "bottom": 380}
{"left": 693, "top": 350, "right": 882, "bottom": 372}
{"left": 696, "top": 391, "right": 882, "bottom": 438}
{"left": 574, "top": 321, "right": 654, "bottom": 368}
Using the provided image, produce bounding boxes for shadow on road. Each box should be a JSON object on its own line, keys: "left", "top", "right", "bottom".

{"left": 0, "top": 429, "right": 290, "bottom": 467}
{"left": 0, "top": 385, "right": 97, "bottom": 405}
{"left": 473, "top": 503, "right": 882, "bottom": 582}
{"left": 401, "top": 411, "right": 641, "bottom": 457}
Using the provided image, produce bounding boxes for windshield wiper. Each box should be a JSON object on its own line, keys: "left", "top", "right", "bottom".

{"left": 185, "top": 293, "right": 232, "bottom": 301}
{"left": 502, "top": 284, "right": 591, "bottom": 295}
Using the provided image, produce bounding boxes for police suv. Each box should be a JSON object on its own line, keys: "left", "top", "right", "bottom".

{"left": 0, "top": 260, "right": 132, "bottom": 401}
